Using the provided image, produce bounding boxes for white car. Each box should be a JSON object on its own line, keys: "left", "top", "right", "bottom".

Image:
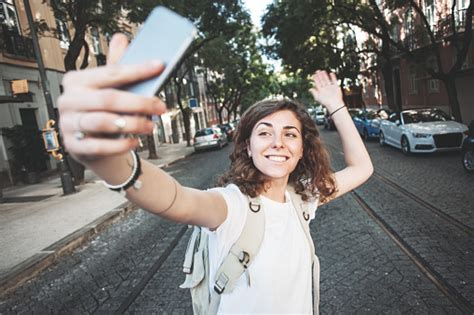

{"left": 193, "top": 127, "right": 228, "bottom": 152}
{"left": 379, "top": 108, "right": 468, "bottom": 155}
{"left": 314, "top": 110, "right": 325, "bottom": 125}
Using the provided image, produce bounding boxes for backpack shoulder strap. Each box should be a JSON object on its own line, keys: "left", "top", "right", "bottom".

{"left": 287, "top": 185, "right": 316, "bottom": 257}
{"left": 209, "top": 195, "right": 265, "bottom": 314}
{"left": 287, "top": 185, "right": 320, "bottom": 315}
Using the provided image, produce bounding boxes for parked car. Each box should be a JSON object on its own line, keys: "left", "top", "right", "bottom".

{"left": 461, "top": 121, "right": 474, "bottom": 173}
{"left": 324, "top": 108, "right": 361, "bottom": 130}
{"left": 193, "top": 127, "right": 228, "bottom": 152}
{"left": 353, "top": 109, "right": 391, "bottom": 141}
{"left": 379, "top": 108, "right": 468, "bottom": 155}
{"left": 314, "top": 110, "right": 325, "bottom": 125}
{"left": 218, "top": 123, "right": 236, "bottom": 141}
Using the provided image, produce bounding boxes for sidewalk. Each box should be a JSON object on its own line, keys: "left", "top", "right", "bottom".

{"left": 0, "top": 142, "right": 194, "bottom": 295}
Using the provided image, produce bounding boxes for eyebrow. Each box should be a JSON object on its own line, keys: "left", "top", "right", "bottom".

{"left": 256, "top": 122, "right": 301, "bottom": 134}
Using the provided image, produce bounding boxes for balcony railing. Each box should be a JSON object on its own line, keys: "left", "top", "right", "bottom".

{"left": 0, "top": 25, "right": 35, "bottom": 60}
{"left": 436, "top": 9, "right": 469, "bottom": 39}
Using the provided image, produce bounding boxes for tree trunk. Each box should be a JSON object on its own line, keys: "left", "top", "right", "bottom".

{"left": 63, "top": 28, "right": 88, "bottom": 185}
{"left": 380, "top": 59, "right": 397, "bottom": 111}
{"left": 176, "top": 82, "right": 192, "bottom": 146}
{"left": 443, "top": 76, "right": 463, "bottom": 122}
{"left": 147, "top": 134, "right": 158, "bottom": 159}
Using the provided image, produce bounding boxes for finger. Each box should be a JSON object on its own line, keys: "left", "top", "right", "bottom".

{"left": 329, "top": 72, "right": 338, "bottom": 84}
{"left": 58, "top": 88, "right": 166, "bottom": 116}
{"left": 107, "top": 33, "right": 129, "bottom": 65}
{"left": 61, "top": 112, "right": 154, "bottom": 135}
{"left": 64, "top": 136, "right": 139, "bottom": 158}
{"left": 62, "top": 61, "right": 164, "bottom": 90}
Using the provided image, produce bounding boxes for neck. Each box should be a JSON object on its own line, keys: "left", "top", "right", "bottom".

{"left": 261, "top": 177, "right": 288, "bottom": 203}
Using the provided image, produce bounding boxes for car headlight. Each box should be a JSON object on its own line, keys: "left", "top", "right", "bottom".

{"left": 412, "top": 132, "right": 431, "bottom": 138}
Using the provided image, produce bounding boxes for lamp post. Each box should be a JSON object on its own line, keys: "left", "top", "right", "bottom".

{"left": 23, "top": 0, "right": 75, "bottom": 195}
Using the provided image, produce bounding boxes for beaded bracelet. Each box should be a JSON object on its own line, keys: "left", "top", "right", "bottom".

{"left": 104, "top": 150, "right": 142, "bottom": 194}
{"left": 329, "top": 105, "right": 346, "bottom": 117}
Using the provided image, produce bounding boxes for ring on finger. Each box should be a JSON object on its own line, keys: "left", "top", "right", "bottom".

{"left": 74, "top": 113, "right": 86, "bottom": 141}
{"left": 114, "top": 116, "right": 127, "bottom": 131}
{"left": 74, "top": 130, "right": 85, "bottom": 140}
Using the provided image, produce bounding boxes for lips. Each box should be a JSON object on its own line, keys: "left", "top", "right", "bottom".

{"left": 265, "top": 155, "right": 289, "bottom": 162}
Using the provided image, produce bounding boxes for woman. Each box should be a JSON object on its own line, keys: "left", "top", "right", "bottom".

{"left": 58, "top": 34, "right": 373, "bottom": 313}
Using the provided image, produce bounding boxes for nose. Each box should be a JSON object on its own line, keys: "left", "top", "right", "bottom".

{"left": 271, "top": 134, "right": 284, "bottom": 149}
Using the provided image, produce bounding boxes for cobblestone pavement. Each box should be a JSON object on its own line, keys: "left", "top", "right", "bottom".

{"left": 321, "top": 128, "right": 473, "bottom": 312}
{"left": 0, "top": 145, "right": 231, "bottom": 314}
{"left": 1, "top": 129, "right": 472, "bottom": 314}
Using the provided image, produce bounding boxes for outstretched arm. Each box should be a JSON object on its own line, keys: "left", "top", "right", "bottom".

{"left": 58, "top": 34, "right": 227, "bottom": 229}
{"left": 310, "top": 70, "right": 373, "bottom": 204}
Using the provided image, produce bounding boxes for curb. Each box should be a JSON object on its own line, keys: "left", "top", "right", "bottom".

{"left": 0, "top": 202, "right": 137, "bottom": 298}
{"left": 0, "top": 150, "right": 194, "bottom": 298}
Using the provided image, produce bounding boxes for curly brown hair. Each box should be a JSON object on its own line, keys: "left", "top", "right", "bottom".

{"left": 218, "top": 99, "right": 337, "bottom": 203}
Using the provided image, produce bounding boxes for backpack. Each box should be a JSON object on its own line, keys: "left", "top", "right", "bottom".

{"left": 180, "top": 185, "right": 320, "bottom": 314}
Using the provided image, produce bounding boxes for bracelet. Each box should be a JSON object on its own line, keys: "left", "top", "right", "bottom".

{"left": 104, "top": 150, "right": 142, "bottom": 194}
{"left": 157, "top": 178, "right": 178, "bottom": 215}
{"left": 329, "top": 105, "right": 346, "bottom": 117}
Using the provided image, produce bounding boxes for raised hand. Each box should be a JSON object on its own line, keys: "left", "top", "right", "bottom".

{"left": 309, "top": 70, "right": 344, "bottom": 113}
{"left": 58, "top": 33, "right": 167, "bottom": 164}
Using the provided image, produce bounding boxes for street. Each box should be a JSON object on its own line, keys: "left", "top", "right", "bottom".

{"left": 0, "top": 129, "right": 473, "bottom": 314}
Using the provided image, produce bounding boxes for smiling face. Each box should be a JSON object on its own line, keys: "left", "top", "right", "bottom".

{"left": 248, "top": 110, "right": 304, "bottom": 185}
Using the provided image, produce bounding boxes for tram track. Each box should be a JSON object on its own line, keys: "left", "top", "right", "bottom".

{"left": 325, "top": 141, "right": 474, "bottom": 313}
{"left": 351, "top": 191, "right": 474, "bottom": 314}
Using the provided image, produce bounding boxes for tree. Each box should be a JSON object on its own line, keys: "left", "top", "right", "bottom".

{"left": 386, "top": 0, "right": 473, "bottom": 121}
{"left": 261, "top": 0, "right": 364, "bottom": 102}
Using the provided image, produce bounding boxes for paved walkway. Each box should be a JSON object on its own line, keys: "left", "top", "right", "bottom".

{"left": 0, "top": 142, "right": 194, "bottom": 294}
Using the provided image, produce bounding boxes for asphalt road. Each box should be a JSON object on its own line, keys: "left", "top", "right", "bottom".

{"left": 0, "top": 129, "right": 473, "bottom": 314}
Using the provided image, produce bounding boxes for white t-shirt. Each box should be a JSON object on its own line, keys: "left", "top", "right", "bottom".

{"left": 206, "top": 184, "right": 318, "bottom": 314}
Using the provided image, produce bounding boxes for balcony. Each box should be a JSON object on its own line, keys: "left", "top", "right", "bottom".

{"left": 436, "top": 9, "right": 470, "bottom": 39}
{"left": 0, "top": 25, "right": 35, "bottom": 60}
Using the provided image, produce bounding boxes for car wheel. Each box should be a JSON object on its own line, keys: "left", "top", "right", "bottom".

{"left": 379, "top": 131, "right": 385, "bottom": 146}
{"left": 363, "top": 129, "right": 369, "bottom": 141}
{"left": 462, "top": 149, "right": 474, "bottom": 173}
{"left": 401, "top": 136, "right": 411, "bottom": 155}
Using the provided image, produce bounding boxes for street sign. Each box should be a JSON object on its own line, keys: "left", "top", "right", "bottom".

{"left": 188, "top": 98, "right": 198, "bottom": 108}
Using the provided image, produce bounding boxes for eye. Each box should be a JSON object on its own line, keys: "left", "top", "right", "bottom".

{"left": 285, "top": 132, "right": 298, "bottom": 138}
{"left": 258, "top": 131, "right": 271, "bottom": 136}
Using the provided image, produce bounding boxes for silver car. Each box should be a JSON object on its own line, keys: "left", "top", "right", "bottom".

{"left": 193, "top": 127, "right": 228, "bottom": 152}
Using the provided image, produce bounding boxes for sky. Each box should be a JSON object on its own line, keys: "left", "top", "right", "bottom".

{"left": 242, "top": 0, "right": 282, "bottom": 72}
{"left": 242, "top": 0, "right": 272, "bottom": 28}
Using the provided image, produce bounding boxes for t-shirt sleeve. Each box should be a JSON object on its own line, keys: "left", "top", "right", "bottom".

{"left": 203, "top": 184, "right": 247, "bottom": 257}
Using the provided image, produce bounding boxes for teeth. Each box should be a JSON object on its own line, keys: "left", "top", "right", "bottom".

{"left": 267, "top": 156, "right": 286, "bottom": 162}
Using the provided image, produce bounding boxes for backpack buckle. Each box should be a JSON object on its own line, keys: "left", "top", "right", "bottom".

{"left": 249, "top": 201, "right": 261, "bottom": 213}
{"left": 214, "top": 273, "right": 229, "bottom": 294}
{"left": 238, "top": 251, "right": 250, "bottom": 268}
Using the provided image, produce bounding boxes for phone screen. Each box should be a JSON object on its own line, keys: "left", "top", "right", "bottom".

{"left": 119, "top": 6, "right": 197, "bottom": 97}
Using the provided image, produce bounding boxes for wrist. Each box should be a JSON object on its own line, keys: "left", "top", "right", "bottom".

{"left": 329, "top": 104, "right": 346, "bottom": 117}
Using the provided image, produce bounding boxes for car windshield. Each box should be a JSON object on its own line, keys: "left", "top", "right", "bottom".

{"left": 402, "top": 109, "right": 452, "bottom": 124}
{"left": 195, "top": 129, "right": 213, "bottom": 137}
{"left": 366, "top": 111, "right": 378, "bottom": 119}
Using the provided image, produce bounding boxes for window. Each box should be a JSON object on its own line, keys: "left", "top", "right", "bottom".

{"left": 408, "top": 66, "right": 418, "bottom": 94}
{"left": 90, "top": 27, "right": 102, "bottom": 55}
{"left": 389, "top": 112, "right": 400, "bottom": 123}
{"left": 56, "top": 18, "right": 70, "bottom": 49}
{"left": 453, "top": 0, "right": 469, "bottom": 28}
{"left": 0, "top": 0, "right": 21, "bottom": 33}
{"left": 404, "top": 9, "right": 414, "bottom": 48}
{"left": 424, "top": 0, "right": 436, "bottom": 30}
{"left": 426, "top": 57, "right": 439, "bottom": 93}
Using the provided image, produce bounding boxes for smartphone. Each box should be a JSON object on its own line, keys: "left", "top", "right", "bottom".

{"left": 118, "top": 6, "right": 197, "bottom": 96}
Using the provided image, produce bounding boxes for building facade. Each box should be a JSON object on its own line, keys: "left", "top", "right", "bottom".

{"left": 360, "top": 0, "right": 474, "bottom": 124}
{"left": 0, "top": 1, "right": 218, "bottom": 187}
